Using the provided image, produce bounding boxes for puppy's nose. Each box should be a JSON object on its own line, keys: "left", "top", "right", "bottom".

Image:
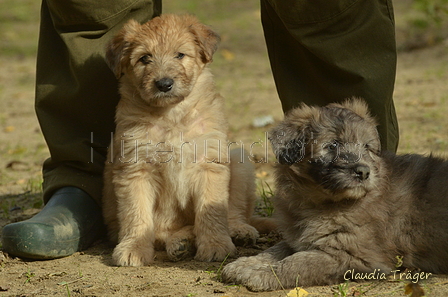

{"left": 155, "top": 78, "right": 174, "bottom": 92}
{"left": 354, "top": 165, "right": 370, "bottom": 181}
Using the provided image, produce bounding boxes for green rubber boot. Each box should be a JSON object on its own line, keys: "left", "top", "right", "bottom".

{"left": 1, "top": 187, "right": 105, "bottom": 259}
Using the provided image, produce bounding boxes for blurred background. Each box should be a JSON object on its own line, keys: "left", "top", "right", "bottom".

{"left": 0, "top": 3, "right": 447, "bottom": 296}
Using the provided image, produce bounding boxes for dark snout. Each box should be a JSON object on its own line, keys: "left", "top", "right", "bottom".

{"left": 353, "top": 164, "right": 370, "bottom": 181}
{"left": 338, "top": 152, "right": 370, "bottom": 181}
{"left": 155, "top": 78, "right": 174, "bottom": 92}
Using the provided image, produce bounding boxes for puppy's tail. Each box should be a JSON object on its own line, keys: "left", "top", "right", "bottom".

{"left": 249, "top": 215, "right": 278, "bottom": 234}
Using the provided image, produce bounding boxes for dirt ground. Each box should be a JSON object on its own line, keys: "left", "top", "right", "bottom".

{"left": 1, "top": 1, "right": 448, "bottom": 296}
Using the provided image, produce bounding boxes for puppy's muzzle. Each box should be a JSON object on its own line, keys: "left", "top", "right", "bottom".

{"left": 155, "top": 78, "right": 174, "bottom": 92}
{"left": 338, "top": 152, "right": 370, "bottom": 181}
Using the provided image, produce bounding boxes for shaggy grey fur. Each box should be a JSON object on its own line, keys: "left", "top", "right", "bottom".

{"left": 221, "top": 99, "right": 448, "bottom": 291}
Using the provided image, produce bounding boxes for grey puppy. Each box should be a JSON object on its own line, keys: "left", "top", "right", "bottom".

{"left": 221, "top": 98, "right": 448, "bottom": 291}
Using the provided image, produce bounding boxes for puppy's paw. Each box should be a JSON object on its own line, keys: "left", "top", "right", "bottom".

{"left": 194, "top": 237, "right": 236, "bottom": 262}
{"left": 112, "top": 241, "right": 154, "bottom": 267}
{"left": 229, "top": 222, "right": 259, "bottom": 247}
{"left": 166, "top": 237, "right": 196, "bottom": 261}
{"left": 221, "top": 257, "right": 280, "bottom": 291}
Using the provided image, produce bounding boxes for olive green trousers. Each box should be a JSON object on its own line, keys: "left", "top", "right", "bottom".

{"left": 36, "top": 0, "right": 398, "bottom": 205}
{"left": 261, "top": 0, "right": 399, "bottom": 151}
{"left": 35, "top": 0, "right": 161, "bottom": 203}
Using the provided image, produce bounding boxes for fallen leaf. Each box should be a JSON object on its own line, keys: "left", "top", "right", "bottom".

{"left": 220, "top": 49, "right": 235, "bottom": 61}
{"left": 404, "top": 282, "right": 425, "bottom": 297}
{"left": 422, "top": 102, "right": 436, "bottom": 107}
{"left": 287, "top": 287, "right": 309, "bottom": 297}
{"left": 4, "top": 126, "right": 15, "bottom": 133}
{"left": 16, "top": 179, "right": 26, "bottom": 185}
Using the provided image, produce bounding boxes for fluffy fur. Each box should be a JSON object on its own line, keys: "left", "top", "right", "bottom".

{"left": 102, "top": 14, "right": 272, "bottom": 267}
{"left": 221, "top": 98, "right": 448, "bottom": 291}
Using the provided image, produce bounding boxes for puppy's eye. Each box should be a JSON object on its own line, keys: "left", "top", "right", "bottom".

{"left": 175, "top": 52, "right": 185, "bottom": 59}
{"left": 365, "top": 143, "right": 380, "bottom": 155}
{"left": 139, "top": 54, "right": 152, "bottom": 65}
{"left": 327, "top": 141, "right": 339, "bottom": 151}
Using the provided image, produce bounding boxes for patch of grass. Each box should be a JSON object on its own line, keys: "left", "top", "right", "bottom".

{"left": 268, "top": 264, "right": 287, "bottom": 295}
{"left": 20, "top": 177, "right": 44, "bottom": 210}
{"left": 215, "top": 253, "right": 230, "bottom": 282}
{"left": 104, "top": 267, "right": 120, "bottom": 284}
{"left": 76, "top": 263, "right": 83, "bottom": 278}
{"left": 0, "top": 200, "right": 12, "bottom": 219}
{"left": 332, "top": 281, "right": 350, "bottom": 297}
{"left": 412, "top": 0, "right": 448, "bottom": 27}
{"left": 0, "top": 0, "right": 40, "bottom": 57}
{"left": 256, "top": 180, "right": 275, "bottom": 217}
{"left": 64, "top": 283, "right": 71, "bottom": 297}
{"left": 163, "top": 1, "right": 257, "bottom": 22}
{"left": 23, "top": 176, "right": 43, "bottom": 194}
{"left": 23, "top": 268, "right": 35, "bottom": 284}
{"left": 0, "top": 179, "right": 43, "bottom": 221}
{"left": 202, "top": 253, "right": 231, "bottom": 283}
{"left": 204, "top": 265, "right": 217, "bottom": 274}
{"left": 399, "top": 0, "right": 448, "bottom": 50}
{"left": 7, "top": 144, "right": 27, "bottom": 155}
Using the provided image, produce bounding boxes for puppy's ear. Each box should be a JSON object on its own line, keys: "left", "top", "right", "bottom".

{"left": 187, "top": 15, "right": 220, "bottom": 64}
{"left": 330, "top": 97, "right": 381, "bottom": 153}
{"left": 105, "top": 19, "right": 141, "bottom": 79}
{"left": 269, "top": 104, "right": 316, "bottom": 165}
{"left": 334, "top": 97, "right": 378, "bottom": 126}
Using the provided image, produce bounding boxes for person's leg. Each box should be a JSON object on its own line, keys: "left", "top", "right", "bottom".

{"left": 2, "top": 0, "right": 161, "bottom": 259}
{"left": 261, "top": 0, "right": 399, "bottom": 152}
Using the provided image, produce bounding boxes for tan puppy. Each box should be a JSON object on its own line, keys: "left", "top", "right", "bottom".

{"left": 222, "top": 98, "right": 448, "bottom": 291}
{"left": 103, "top": 14, "right": 265, "bottom": 267}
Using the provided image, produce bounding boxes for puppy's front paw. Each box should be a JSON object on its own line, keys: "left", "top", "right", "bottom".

{"left": 229, "top": 223, "right": 259, "bottom": 247}
{"left": 221, "top": 257, "right": 280, "bottom": 291}
{"left": 166, "top": 237, "right": 196, "bottom": 261}
{"left": 221, "top": 257, "right": 255, "bottom": 282}
{"left": 112, "top": 241, "right": 154, "bottom": 267}
{"left": 194, "top": 237, "right": 236, "bottom": 262}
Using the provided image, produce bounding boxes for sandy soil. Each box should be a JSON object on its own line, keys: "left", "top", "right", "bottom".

{"left": 1, "top": 1, "right": 448, "bottom": 296}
